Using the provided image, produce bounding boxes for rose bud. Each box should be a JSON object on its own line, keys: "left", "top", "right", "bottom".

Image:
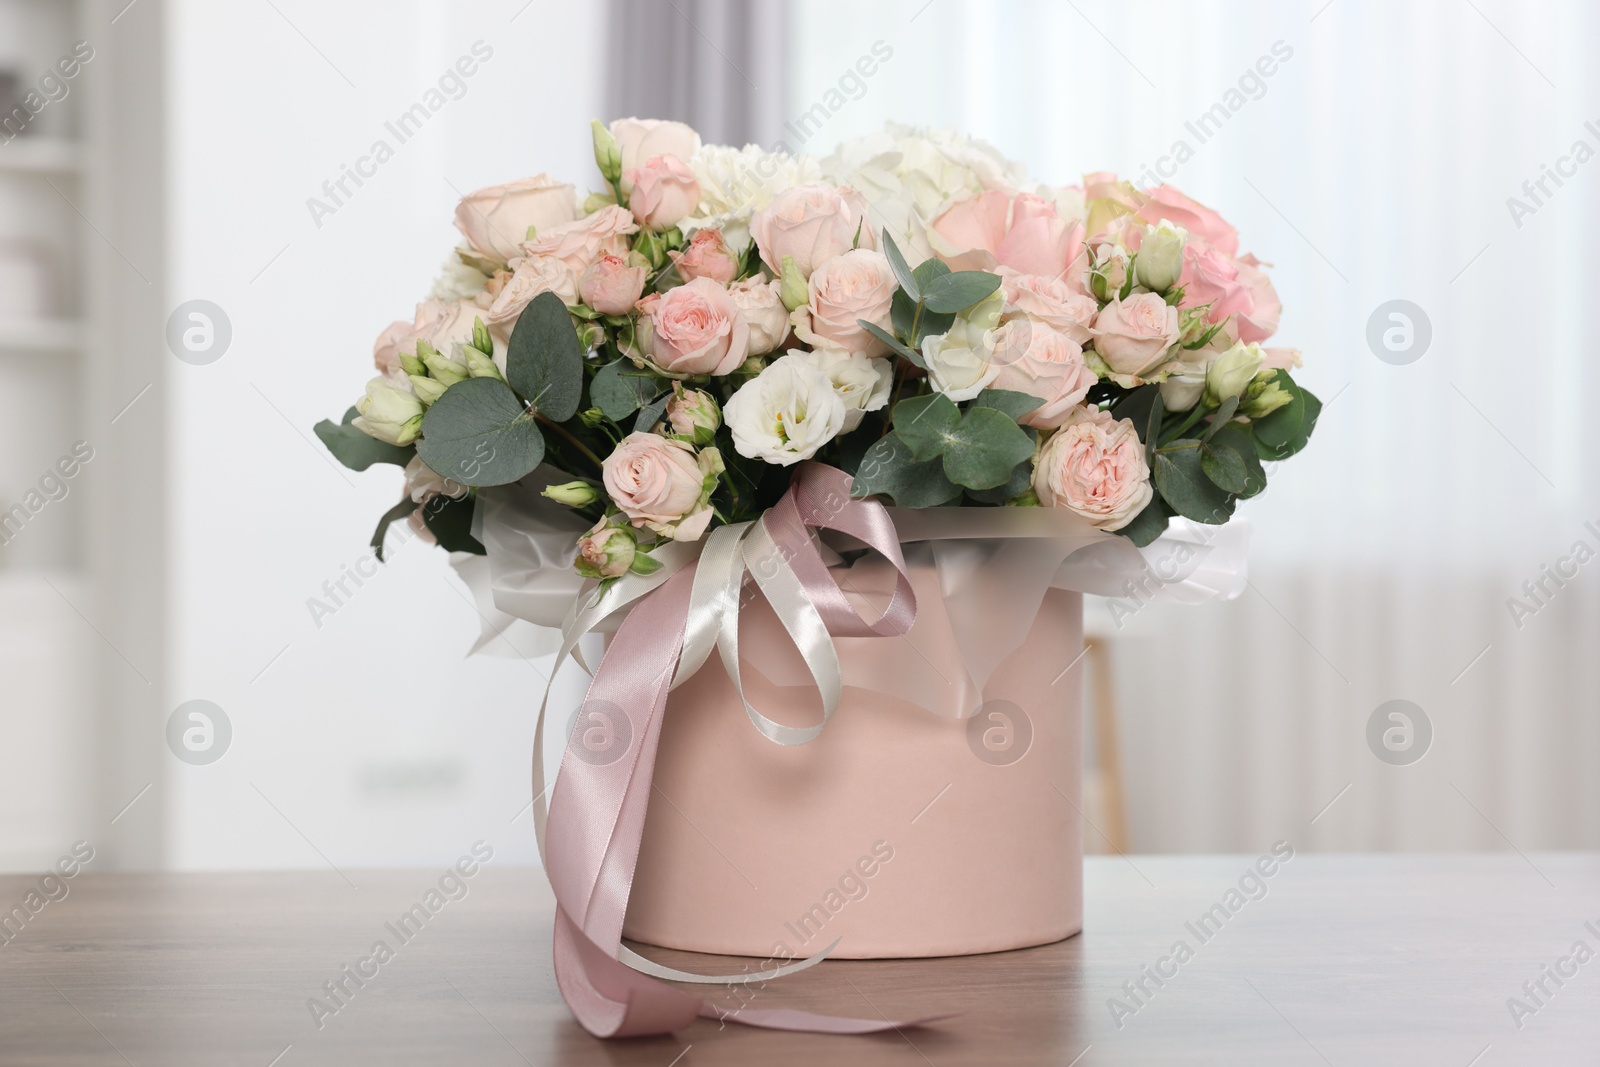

{"left": 668, "top": 228, "right": 739, "bottom": 284}
{"left": 579, "top": 252, "right": 648, "bottom": 315}
{"left": 625, "top": 154, "right": 701, "bottom": 233}
{"left": 574, "top": 517, "right": 638, "bottom": 579}
{"left": 665, "top": 383, "right": 721, "bottom": 446}
{"left": 542, "top": 481, "right": 601, "bottom": 508}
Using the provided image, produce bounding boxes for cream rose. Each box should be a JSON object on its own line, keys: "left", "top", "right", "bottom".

{"left": 1033, "top": 406, "right": 1153, "bottom": 531}
{"left": 790, "top": 248, "right": 896, "bottom": 356}
{"left": 1088, "top": 292, "right": 1180, "bottom": 377}
{"left": 517, "top": 204, "right": 638, "bottom": 275}
{"left": 601, "top": 432, "right": 718, "bottom": 540}
{"left": 749, "top": 183, "right": 875, "bottom": 279}
{"left": 727, "top": 276, "right": 791, "bottom": 356}
{"left": 922, "top": 290, "right": 1004, "bottom": 401}
{"left": 453, "top": 175, "right": 581, "bottom": 265}
{"left": 725, "top": 354, "right": 848, "bottom": 466}
{"left": 1001, "top": 272, "right": 1097, "bottom": 344}
{"left": 486, "top": 255, "right": 578, "bottom": 326}
{"left": 987, "top": 318, "right": 1097, "bottom": 428}
{"left": 642, "top": 276, "right": 750, "bottom": 376}
{"left": 610, "top": 118, "right": 702, "bottom": 193}
{"left": 790, "top": 346, "right": 893, "bottom": 431}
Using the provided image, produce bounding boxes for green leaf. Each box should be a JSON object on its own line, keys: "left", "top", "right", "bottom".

{"left": 974, "top": 389, "right": 1046, "bottom": 423}
{"left": 1153, "top": 442, "right": 1234, "bottom": 524}
{"left": 1252, "top": 374, "right": 1322, "bottom": 460}
{"left": 1209, "top": 426, "right": 1267, "bottom": 498}
{"left": 368, "top": 497, "right": 419, "bottom": 562}
{"left": 1200, "top": 440, "right": 1249, "bottom": 494}
{"left": 858, "top": 319, "right": 925, "bottom": 368}
{"left": 880, "top": 229, "right": 920, "bottom": 301}
{"left": 634, "top": 393, "right": 671, "bottom": 433}
{"left": 628, "top": 551, "right": 663, "bottom": 576}
{"left": 891, "top": 392, "right": 960, "bottom": 460}
{"left": 1117, "top": 494, "right": 1171, "bottom": 547}
{"left": 315, "top": 407, "right": 414, "bottom": 471}
{"left": 591, "top": 360, "right": 664, "bottom": 422}
{"left": 911, "top": 257, "right": 951, "bottom": 290}
{"left": 1111, "top": 385, "right": 1159, "bottom": 441}
{"left": 965, "top": 459, "right": 1033, "bottom": 505}
{"left": 850, "top": 435, "right": 962, "bottom": 507}
{"left": 419, "top": 493, "right": 485, "bottom": 555}
{"left": 415, "top": 377, "right": 545, "bottom": 488}
{"left": 1144, "top": 390, "right": 1166, "bottom": 465}
{"left": 1200, "top": 395, "right": 1240, "bottom": 442}
{"left": 920, "top": 270, "right": 1002, "bottom": 314}
{"left": 943, "top": 407, "right": 1035, "bottom": 490}
{"left": 505, "top": 290, "right": 584, "bottom": 421}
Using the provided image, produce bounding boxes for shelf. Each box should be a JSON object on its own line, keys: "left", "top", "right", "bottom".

{"left": 0, "top": 138, "right": 84, "bottom": 175}
{"left": 0, "top": 318, "right": 84, "bottom": 352}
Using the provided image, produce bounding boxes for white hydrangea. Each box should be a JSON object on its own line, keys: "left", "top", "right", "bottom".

{"left": 682, "top": 143, "right": 823, "bottom": 253}
{"left": 429, "top": 249, "right": 492, "bottom": 302}
{"left": 821, "top": 123, "right": 1030, "bottom": 263}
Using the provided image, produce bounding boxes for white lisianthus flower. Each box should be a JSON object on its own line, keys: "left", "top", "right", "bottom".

{"left": 921, "top": 290, "right": 1004, "bottom": 401}
{"left": 353, "top": 377, "right": 424, "bottom": 446}
{"left": 724, "top": 353, "right": 848, "bottom": 466}
{"left": 821, "top": 123, "right": 1028, "bottom": 263}
{"left": 681, "top": 144, "right": 823, "bottom": 253}
{"left": 791, "top": 347, "right": 893, "bottom": 431}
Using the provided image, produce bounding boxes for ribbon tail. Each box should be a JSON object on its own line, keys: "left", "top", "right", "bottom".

{"left": 700, "top": 1004, "right": 961, "bottom": 1034}
{"left": 620, "top": 939, "right": 840, "bottom": 985}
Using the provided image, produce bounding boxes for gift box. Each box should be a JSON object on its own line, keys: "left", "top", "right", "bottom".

{"left": 626, "top": 558, "right": 1086, "bottom": 960}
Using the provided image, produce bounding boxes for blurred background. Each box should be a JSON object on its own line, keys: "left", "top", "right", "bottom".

{"left": 3, "top": 0, "right": 1596, "bottom": 873}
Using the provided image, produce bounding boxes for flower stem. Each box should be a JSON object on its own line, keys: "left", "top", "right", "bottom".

{"left": 536, "top": 414, "right": 606, "bottom": 473}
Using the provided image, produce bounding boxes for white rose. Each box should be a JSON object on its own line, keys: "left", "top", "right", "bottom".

{"left": 1134, "top": 219, "right": 1187, "bottom": 293}
{"left": 724, "top": 354, "right": 848, "bottom": 466}
{"left": 429, "top": 250, "right": 492, "bottom": 302}
{"left": 683, "top": 143, "right": 823, "bottom": 253}
{"left": 791, "top": 347, "right": 892, "bottom": 431}
{"left": 921, "top": 290, "right": 1004, "bottom": 401}
{"left": 727, "top": 276, "right": 791, "bottom": 356}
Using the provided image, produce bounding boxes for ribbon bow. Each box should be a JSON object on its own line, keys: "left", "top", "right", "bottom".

{"left": 536, "top": 464, "right": 951, "bottom": 1038}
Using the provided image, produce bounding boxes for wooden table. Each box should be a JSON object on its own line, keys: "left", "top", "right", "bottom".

{"left": 2, "top": 855, "right": 1597, "bottom": 1065}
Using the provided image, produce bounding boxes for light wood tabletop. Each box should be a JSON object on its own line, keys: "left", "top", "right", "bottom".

{"left": 2, "top": 855, "right": 1598, "bottom": 1065}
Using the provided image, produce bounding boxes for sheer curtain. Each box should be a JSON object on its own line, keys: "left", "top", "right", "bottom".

{"left": 790, "top": 0, "right": 1600, "bottom": 851}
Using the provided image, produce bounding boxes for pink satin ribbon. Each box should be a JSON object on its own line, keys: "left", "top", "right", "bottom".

{"left": 543, "top": 464, "right": 950, "bottom": 1038}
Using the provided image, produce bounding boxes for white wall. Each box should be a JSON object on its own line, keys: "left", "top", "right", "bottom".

{"left": 165, "top": 0, "right": 603, "bottom": 869}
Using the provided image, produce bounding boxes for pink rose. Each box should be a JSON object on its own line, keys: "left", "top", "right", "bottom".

{"left": 930, "top": 190, "right": 1085, "bottom": 279}
{"left": 1233, "top": 253, "right": 1281, "bottom": 344}
{"left": 668, "top": 228, "right": 739, "bottom": 283}
{"left": 373, "top": 319, "right": 413, "bottom": 384}
{"left": 486, "top": 255, "right": 578, "bottom": 326}
{"left": 791, "top": 248, "right": 895, "bottom": 356}
{"left": 626, "top": 154, "right": 701, "bottom": 232}
{"left": 1089, "top": 292, "right": 1180, "bottom": 377}
{"left": 1178, "top": 242, "right": 1253, "bottom": 324}
{"left": 453, "top": 175, "right": 580, "bottom": 264}
{"left": 410, "top": 298, "right": 486, "bottom": 357}
{"left": 575, "top": 515, "right": 637, "bottom": 579}
{"left": 601, "top": 432, "right": 713, "bottom": 539}
{"left": 749, "top": 184, "right": 875, "bottom": 279}
{"left": 987, "top": 319, "right": 1097, "bottom": 428}
{"left": 609, "top": 118, "right": 702, "bottom": 194}
{"left": 1136, "top": 185, "right": 1238, "bottom": 257}
{"left": 579, "top": 252, "right": 647, "bottom": 315}
{"left": 727, "top": 276, "right": 790, "bottom": 356}
{"left": 1033, "top": 406, "right": 1153, "bottom": 531}
{"left": 1001, "top": 272, "right": 1098, "bottom": 344}
{"left": 518, "top": 204, "right": 638, "bottom": 275}
{"left": 643, "top": 276, "right": 750, "bottom": 376}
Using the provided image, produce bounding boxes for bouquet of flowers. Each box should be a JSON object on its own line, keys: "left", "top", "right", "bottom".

{"left": 315, "top": 118, "right": 1318, "bottom": 577}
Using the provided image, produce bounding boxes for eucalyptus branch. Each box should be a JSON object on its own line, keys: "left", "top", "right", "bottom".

{"left": 536, "top": 413, "right": 606, "bottom": 472}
